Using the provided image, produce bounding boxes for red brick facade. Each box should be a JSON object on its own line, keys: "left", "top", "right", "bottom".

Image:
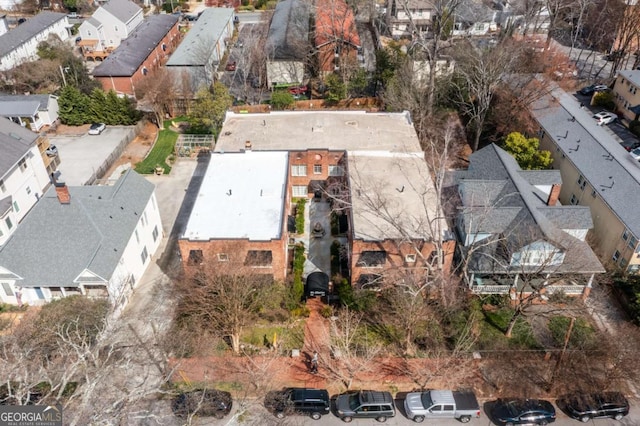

{"left": 95, "top": 21, "right": 181, "bottom": 96}
{"left": 287, "top": 149, "right": 346, "bottom": 198}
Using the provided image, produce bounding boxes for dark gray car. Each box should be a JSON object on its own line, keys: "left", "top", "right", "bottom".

{"left": 335, "top": 390, "right": 395, "bottom": 422}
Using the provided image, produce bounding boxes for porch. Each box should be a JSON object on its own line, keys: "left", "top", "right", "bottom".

{"left": 469, "top": 272, "right": 594, "bottom": 297}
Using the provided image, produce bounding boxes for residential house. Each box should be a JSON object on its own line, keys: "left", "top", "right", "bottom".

{"left": 412, "top": 57, "right": 455, "bottom": 88}
{"left": 0, "top": 12, "right": 70, "bottom": 71}
{"left": 165, "top": 7, "right": 235, "bottom": 96}
{"left": 531, "top": 80, "right": 640, "bottom": 274}
{"left": 612, "top": 70, "right": 640, "bottom": 121}
{"left": 448, "top": 144, "right": 604, "bottom": 299}
{"left": 314, "top": 0, "right": 362, "bottom": 75}
{"left": 0, "top": 94, "right": 59, "bottom": 132}
{"left": 178, "top": 111, "right": 456, "bottom": 289}
{"left": 386, "top": 0, "right": 433, "bottom": 37}
{"left": 494, "top": 0, "right": 550, "bottom": 35}
{"left": 0, "top": 170, "right": 163, "bottom": 311}
{"left": 452, "top": 0, "right": 498, "bottom": 37}
{"left": 93, "top": 14, "right": 181, "bottom": 96}
{"left": 78, "top": 0, "right": 144, "bottom": 61}
{"left": 265, "top": 0, "right": 311, "bottom": 88}
{"left": 0, "top": 15, "right": 8, "bottom": 37}
{"left": 0, "top": 118, "right": 51, "bottom": 246}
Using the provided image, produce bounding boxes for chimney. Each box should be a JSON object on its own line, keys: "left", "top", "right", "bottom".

{"left": 547, "top": 183, "right": 561, "bottom": 206}
{"left": 245, "top": 140, "right": 252, "bottom": 151}
{"left": 54, "top": 182, "right": 70, "bottom": 204}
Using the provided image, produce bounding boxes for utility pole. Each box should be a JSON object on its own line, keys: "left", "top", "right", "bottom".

{"left": 549, "top": 317, "right": 575, "bottom": 391}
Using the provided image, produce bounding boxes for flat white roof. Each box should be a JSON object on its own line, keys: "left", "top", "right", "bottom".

{"left": 182, "top": 151, "right": 289, "bottom": 241}
{"left": 215, "top": 111, "right": 423, "bottom": 153}
{"left": 348, "top": 152, "right": 449, "bottom": 241}
{"left": 618, "top": 69, "right": 640, "bottom": 88}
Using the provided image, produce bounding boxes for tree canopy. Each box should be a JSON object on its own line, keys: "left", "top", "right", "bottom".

{"left": 58, "top": 86, "right": 140, "bottom": 126}
{"left": 503, "top": 132, "right": 553, "bottom": 170}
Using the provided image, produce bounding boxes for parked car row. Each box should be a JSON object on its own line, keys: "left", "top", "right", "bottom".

{"left": 171, "top": 388, "right": 630, "bottom": 424}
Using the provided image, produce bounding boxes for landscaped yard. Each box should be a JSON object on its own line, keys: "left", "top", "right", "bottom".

{"left": 241, "top": 322, "right": 305, "bottom": 353}
{"left": 134, "top": 120, "right": 178, "bottom": 174}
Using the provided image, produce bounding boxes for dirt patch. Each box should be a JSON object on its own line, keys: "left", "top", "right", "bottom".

{"left": 101, "top": 122, "right": 158, "bottom": 179}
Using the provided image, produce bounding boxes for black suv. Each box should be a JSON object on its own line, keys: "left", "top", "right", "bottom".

{"left": 335, "top": 390, "right": 395, "bottom": 422}
{"left": 265, "top": 388, "right": 330, "bottom": 420}
{"left": 557, "top": 391, "right": 629, "bottom": 422}
{"left": 490, "top": 398, "right": 556, "bottom": 425}
{"left": 171, "top": 389, "right": 232, "bottom": 419}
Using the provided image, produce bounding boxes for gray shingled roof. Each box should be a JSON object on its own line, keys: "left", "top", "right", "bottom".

{"left": 0, "top": 12, "right": 67, "bottom": 58}
{"left": 85, "top": 16, "right": 102, "bottom": 29}
{"left": 457, "top": 144, "right": 603, "bottom": 274}
{"left": 166, "top": 8, "right": 234, "bottom": 67}
{"left": 93, "top": 14, "right": 179, "bottom": 77}
{"left": 102, "top": 0, "right": 141, "bottom": 24}
{"left": 0, "top": 100, "right": 39, "bottom": 117}
{"left": 531, "top": 82, "right": 640, "bottom": 240}
{"left": 0, "top": 170, "right": 155, "bottom": 288}
{"left": 266, "top": 0, "right": 310, "bottom": 60}
{"left": 0, "top": 196, "right": 11, "bottom": 216}
{"left": 0, "top": 117, "right": 38, "bottom": 179}
{"left": 0, "top": 94, "right": 51, "bottom": 111}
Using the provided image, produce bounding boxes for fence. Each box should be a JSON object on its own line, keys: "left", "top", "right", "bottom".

{"left": 175, "top": 134, "right": 216, "bottom": 157}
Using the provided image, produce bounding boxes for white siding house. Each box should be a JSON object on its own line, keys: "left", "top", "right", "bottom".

{"left": 78, "top": 0, "right": 143, "bottom": 53}
{"left": 0, "top": 94, "right": 59, "bottom": 131}
{"left": 0, "top": 119, "right": 51, "bottom": 246}
{"left": 0, "top": 12, "right": 70, "bottom": 71}
{"left": 0, "top": 170, "right": 163, "bottom": 314}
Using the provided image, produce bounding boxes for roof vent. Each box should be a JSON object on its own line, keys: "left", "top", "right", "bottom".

{"left": 345, "top": 121, "right": 357, "bottom": 126}
{"left": 9, "top": 132, "right": 21, "bottom": 140}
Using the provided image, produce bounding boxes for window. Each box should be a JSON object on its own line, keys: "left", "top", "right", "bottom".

{"left": 623, "top": 230, "right": 630, "bottom": 241}
{"left": 629, "top": 236, "right": 638, "bottom": 250}
{"left": 162, "top": 43, "right": 167, "bottom": 51}
{"left": 613, "top": 250, "right": 620, "bottom": 262}
{"left": 628, "top": 264, "right": 640, "bottom": 274}
{"left": 5, "top": 217, "right": 12, "bottom": 230}
{"left": 405, "top": 254, "right": 417, "bottom": 263}
{"left": 188, "top": 249, "right": 203, "bottom": 265}
{"left": 141, "top": 213, "right": 147, "bottom": 227}
{"left": 217, "top": 253, "right": 229, "bottom": 261}
{"left": 0, "top": 180, "right": 4, "bottom": 192}
{"left": 620, "top": 257, "right": 628, "bottom": 267}
{"left": 140, "top": 246, "right": 149, "bottom": 264}
{"left": 357, "top": 251, "right": 386, "bottom": 267}
{"left": 135, "top": 229, "right": 140, "bottom": 243}
{"left": 570, "top": 194, "right": 578, "bottom": 205}
{"left": 152, "top": 225, "right": 159, "bottom": 242}
{"left": 2, "top": 282, "right": 13, "bottom": 297}
{"left": 26, "top": 186, "right": 31, "bottom": 195}
{"left": 114, "top": 25, "right": 119, "bottom": 31}
{"left": 313, "top": 164, "right": 322, "bottom": 174}
{"left": 142, "top": 67, "right": 148, "bottom": 76}
{"left": 12, "top": 201, "right": 19, "bottom": 213}
{"left": 143, "top": 211, "right": 148, "bottom": 225}
{"left": 292, "top": 185, "right": 307, "bottom": 197}
{"left": 291, "top": 165, "right": 307, "bottom": 176}
{"left": 245, "top": 250, "right": 272, "bottom": 267}
{"left": 577, "top": 175, "right": 586, "bottom": 190}
{"left": 18, "top": 158, "right": 27, "bottom": 171}
{"left": 328, "top": 165, "right": 343, "bottom": 176}
{"left": 591, "top": 189, "right": 597, "bottom": 198}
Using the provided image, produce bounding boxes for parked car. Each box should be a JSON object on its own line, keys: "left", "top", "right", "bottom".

{"left": 556, "top": 391, "right": 629, "bottom": 422}
{"left": 225, "top": 61, "right": 236, "bottom": 71}
{"left": 88, "top": 122, "right": 106, "bottom": 135}
{"left": 336, "top": 390, "right": 395, "bottom": 422}
{"left": 404, "top": 389, "right": 480, "bottom": 423}
{"left": 264, "top": 388, "right": 330, "bottom": 420}
{"left": 171, "top": 389, "right": 232, "bottom": 419}
{"left": 630, "top": 146, "right": 640, "bottom": 160}
{"left": 620, "top": 138, "right": 640, "bottom": 151}
{"left": 593, "top": 111, "right": 617, "bottom": 125}
{"left": 45, "top": 144, "right": 58, "bottom": 157}
{"left": 288, "top": 85, "right": 308, "bottom": 95}
{"left": 579, "top": 84, "right": 609, "bottom": 96}
{"left": 490, "top": 398, "right": 556, "bottom": 425}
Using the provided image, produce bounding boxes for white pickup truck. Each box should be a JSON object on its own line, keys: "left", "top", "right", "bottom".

{"left": 404, "top": 389, "right": 481, "bottom": 423}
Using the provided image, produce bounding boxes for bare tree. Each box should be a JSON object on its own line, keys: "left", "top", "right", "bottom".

{"left": 608, "top": 0, "right": 640, "bottom": 76}
{"left": 135, "top": 67, "right": 178, "bottom": 126}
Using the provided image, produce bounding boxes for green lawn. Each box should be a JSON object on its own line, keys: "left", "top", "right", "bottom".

{"left": 241, "top": 322, "right": 305, "bottom": 351}
{"left": 134, "top": 121, "right": 177, "bottom": 174}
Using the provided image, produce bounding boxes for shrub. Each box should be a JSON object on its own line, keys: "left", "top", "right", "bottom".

{"left": 286, "top": 244, "right": 305, "bottom": 310}
{"left": 320, "top": 305, "right": 333, "bottom": 318}
{"left": 295, "top": 198, "right": 306, "bottom": 234}
{"left": 335, "top": 279, "right": 377, "bottom": 312}
{"left": 291, "top": 306, "right": 310, "bottom": 317}
{"left": 270, "top": 91, "right": 295, "bottom": 110}
{"left": 330, "top": 241, "right": 342, "bottom": 277}
{"left": 592, "top": 91, "right": 616, "bottom": 111}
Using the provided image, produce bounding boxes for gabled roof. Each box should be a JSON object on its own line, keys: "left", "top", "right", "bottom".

{"left": 0, "top": 12, "right": 67, "bottom": 58}
{"left": 455, "top": 0, "right": 495, "bottom": 23}
{"left": 314, "top": 0, "right": 361, "bottom": 48}
{"left": 266, "top": 0, "right": 310, "bottom": 60}
{"left": 0, "top": 170, "right": 155, "bottom": 287}
{"left": 166, "top": 8, "right": 234, "bottom": 67}
{"left": 0, "top": 94, "right": 53, "bottom": 111}
{"left": 617, "top": 69, "right": 640, "bottom": 88}
{"left": 0, "top": 117, "right": 38, "bottom": 179}
{"left": 93, "top": 14, "right": 179, "bottom": 77}
{"left": 101, "top": 0, "right": 141, "bottom": 24}
{"left": 84, "top": 16, "right": 102, "bottom": 29}
{"left": 0, "top": 100, "right": 39, "bottom": 117}
{"left": 457, "top": 144, "right": 603, "bottom": 274}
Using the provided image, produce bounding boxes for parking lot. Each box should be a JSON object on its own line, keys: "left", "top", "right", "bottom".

{"left": 49, "top": 125, "right": 138, "bottom": 185}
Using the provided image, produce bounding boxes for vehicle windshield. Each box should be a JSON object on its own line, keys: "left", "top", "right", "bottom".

{"left": 421, "top": 393, "right": 433, "bottom": 409}
{"left": 348, "top": 394, "right": 360, "bottom": 410}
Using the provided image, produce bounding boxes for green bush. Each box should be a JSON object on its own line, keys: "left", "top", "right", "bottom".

{"left": 291, "top": 306, "right": 310, "bottom": 317}
{"left": 286, "top": 244, "right": 306, "bottom": 310}
{"left": 335, "top": 279, "right": 377, "bottom": 312}
{"left": 331, "top": 241, "right": 342, "bottom": 277}
{"left": 295, "top": 198, "right": 306, "bottom": 234}
{"left": 613, "top": 275, "right": 640, "bottom": 324}
{"left": 592, "top": 91, "right": 616, "bottom": 111}
{"left": 629, "top": 120, "right": 640, "bottom": 138}
{"left": 270, "top": 90, "right": 295, "bottom": 110}
{"left": 548, "top": 316, "right": 596, "bottom": 349}
{"left": 320, "top": 305, "right": 333, "bottom": 318}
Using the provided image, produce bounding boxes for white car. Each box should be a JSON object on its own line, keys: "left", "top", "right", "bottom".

{"left": 630, "top": 147, "right": 640, "bottom": 161}
{"left": 593, "top": 111, "right": 617, "bottom": 125}
{"left": 88, "top": 122, "right": 106, "bottom": 135}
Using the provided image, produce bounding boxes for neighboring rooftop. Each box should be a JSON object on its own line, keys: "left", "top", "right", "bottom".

{"left": 101, "top": 0, "right": 141, "bottom": 24}
{"left": 0, "top": 117, "right": 38, "bottom": 178}
{"left": 349, "top": 151, "right": 448, "bottom": 241}
{"left": 0, "top": 11, "right": 67, "bottom": 58}
{"left": 266, "top": 0, "right": 310, "bottom": 60}
{"left": 93, "top": 14, "right": 179, "bottom": 77}
{"left": 216, "top": 111, "right": 422, "bottom": 153}
{"left": 531, "top": 80, "right": 640, "bottom": 239}
{"left": 0, "top": 170, "right": 155, "bottom": 287}
{"left": 315, "top": 0, "right": 361, "bottom": 47}
{"left": 0, "top": 94, "right": 53, "bottom": 112}
{"left": 182, "top": 151, "right": 288, "bottom": 241}
{"left": 618, "top": 69, "right": 640, "bottom": 88}
{"left": 166, "top": 7, "right": 234, "bottom": 66}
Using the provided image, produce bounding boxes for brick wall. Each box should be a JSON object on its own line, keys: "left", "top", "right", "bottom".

{"left": 288, "top": 149, "right": 346, "bottom": 197}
